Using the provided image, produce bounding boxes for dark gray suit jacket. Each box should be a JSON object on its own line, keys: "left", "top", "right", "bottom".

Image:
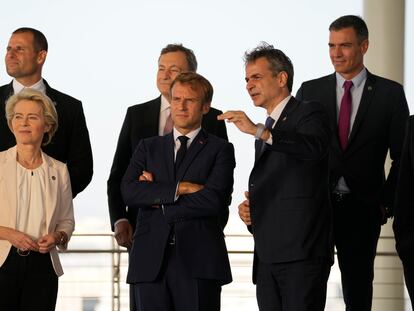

{"left": 296, "top": 70, "right": 409, "bottom": 212}
{"left": 248, "top": 97, "right": 332, "bottom": 282}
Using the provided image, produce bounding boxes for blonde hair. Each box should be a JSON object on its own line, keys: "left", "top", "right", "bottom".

{"left": 5, "top": 89, "right": 58, "bottom": 145}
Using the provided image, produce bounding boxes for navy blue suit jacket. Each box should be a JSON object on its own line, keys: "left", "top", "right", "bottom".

{"left": 248, "top": 97, "right": 333, "bottom": 282}
{"left": 108, "top": 96, "right": 228, "bottom": 230}
{"left": 121, "top": 129, "right": 234, "bottom": 285}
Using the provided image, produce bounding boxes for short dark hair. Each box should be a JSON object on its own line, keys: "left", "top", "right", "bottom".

{"left": 170, "top": 72, "right": 213, "bottom": 105}
{"left": 13, "top": 27, "right": 48, "bottom": 52}
{"left": 244, "top": 42, "right": 294, "bottom": 92}
{"left": 329, "top": 15, "right": 369, "bottom": 44}
{"left": 159, "top": 44, "right": 197, "bottom": 72}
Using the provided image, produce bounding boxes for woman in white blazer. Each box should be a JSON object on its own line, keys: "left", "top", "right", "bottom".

{"left": 0, "top": 89, "right": 74, "bottom": 311}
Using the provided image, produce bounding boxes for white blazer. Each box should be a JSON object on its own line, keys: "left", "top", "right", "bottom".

{"left": 0, "top": 146, "right": 75, "bottom": 276}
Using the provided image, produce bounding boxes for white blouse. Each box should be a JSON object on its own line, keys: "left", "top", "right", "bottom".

{"left": 16, "top": 162, "right": 47, "bottom": 240}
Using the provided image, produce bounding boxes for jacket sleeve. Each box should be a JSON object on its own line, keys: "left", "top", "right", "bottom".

{"left": 107, "top": 109, "right": 133, "bottom": 229}
{"left": 55, "top": 164, "right": 75, "bottom": 251}
{"left": 121, "top": 140, "right": 178, "bottom": 207}
{"left": 163, "top": 142, "right": 235, "bottom": 224}
{"left": 66, "top": 101, "right": 93, "bottom": 198}
{"left": 267, "top": 101, "right": 330, "bottom": 161}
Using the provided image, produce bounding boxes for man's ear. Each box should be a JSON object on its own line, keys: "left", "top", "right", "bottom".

{"left": 37, "top": 50, "right": 47, "bottom": 65}
{"left": 202, "top": 102, "right": 211, "bottom": 115}
{"left": 360, "top": 39, "right": 369, "bottom": 55}
{"left": 278, "top": 71, "right": 288, "bottom": 88}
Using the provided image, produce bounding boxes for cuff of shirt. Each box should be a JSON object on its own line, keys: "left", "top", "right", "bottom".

{"left": 266, "top": 132, "right": 273, "bottom": 145}
{"left": 114, "top": 218, "right": 129, "bottom": 228}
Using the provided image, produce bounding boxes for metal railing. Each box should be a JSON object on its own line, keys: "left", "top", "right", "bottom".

{"left": 59, "top": 233, "right": 408, "bottom": 311}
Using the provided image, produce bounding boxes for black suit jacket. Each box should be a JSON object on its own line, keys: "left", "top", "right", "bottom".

{"left": 107, "top": 96, "right": 228, "bottom": 230}
{"left": 121, "top": 129, "right": 234, "bottom": 284}
{"left": 0, "top": 80, "right": 93, "bottom": 197}
{"left": 393, "top": 116, "right": 414, "bottom": 261}
{"left": 296, "top": 70, "right": 409, "bottom": 210}
{"left": 249, "top": 97, "right": 332, "bottom": 281}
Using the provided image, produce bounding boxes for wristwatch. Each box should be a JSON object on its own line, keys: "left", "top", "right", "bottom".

{"left": 255, "top": 123, "right": 265, "bottom": 140}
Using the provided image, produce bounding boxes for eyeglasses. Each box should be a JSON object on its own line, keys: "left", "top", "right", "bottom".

{"left": 16, "top": 248, "right": 30, "bottom": 256}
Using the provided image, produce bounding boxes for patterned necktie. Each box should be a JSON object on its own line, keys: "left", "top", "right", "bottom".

{"left": 163, "top": 109, "right": 173, "bottom": 135}
{"left": 175, "top": 136, "right": 189, "bottom": 172}
{"left": 338, "top": 80, "right": 353, "bottom": 150}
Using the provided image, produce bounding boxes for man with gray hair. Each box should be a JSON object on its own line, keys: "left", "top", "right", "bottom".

{"left": 219, "top": 43, "right": 332, "bottom": 310}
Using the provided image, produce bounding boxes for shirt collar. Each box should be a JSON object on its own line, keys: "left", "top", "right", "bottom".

{"left": 12, "top": 78, "right": 46, "bottom": 95}
{"left": 160, "top": 95, "right": 170, "bottom": 112}
{"left": 336, "top": 67, "right": 367, "bottom": 88}
{"left": 269, "top": 94, "right": 292, "bottom": 122}
{"left": 173, "top": 127, "right": 201, "bottom": 143}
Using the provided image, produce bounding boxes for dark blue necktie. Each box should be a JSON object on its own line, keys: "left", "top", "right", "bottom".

{"left": 175, "top": 135, "right": 189, "bottom": 172}
{"left": 265, "top": 116, "right": 275, "bottom": 130}
{"left": 256, "top": 116, "right": 275, "bottom": 159}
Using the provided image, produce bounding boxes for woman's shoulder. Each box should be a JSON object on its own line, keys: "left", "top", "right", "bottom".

{"left": 42, "top": 151, "right": 67, "bottom": 171}
{"left": 0, "top": 146, "right": 16, "bottom": 163}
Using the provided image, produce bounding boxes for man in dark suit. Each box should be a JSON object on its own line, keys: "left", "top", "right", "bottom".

{"left": 219, "top": 43, "right": 332, "bottom": 311}
{"left": 0, "top": 27, "right": 93, "bottom": 197}
{"left": 121, "top": 72, "right": 234, "bottom": 311}
{"left": 296, "top": 15, "right": 409, "bottom": 311}
{"left": 107, "top": 44, "right": 227, "bottom": 250}
{"left": 393, "top": 116, "right": 414, "bottom": 309}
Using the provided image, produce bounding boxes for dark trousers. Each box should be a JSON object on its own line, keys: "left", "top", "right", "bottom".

{"left": 133, "top": 245, "right": 221, "bottom": 311}
{"left": 0, "top": 247, "right": 58, "bottom": 311}
{"left": 332, "top": 193, "right": 382, "bottom": 311}
{"left": 402, "top": 258, "right": 414, "bottom": 310}
{"left": 256, "top": 257, "right": 330, "bottom": 311}
{"left": 128, "top": 251, "right": 137, "bottom": 311}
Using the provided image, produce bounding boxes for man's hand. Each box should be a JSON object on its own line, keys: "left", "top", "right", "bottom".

{"left": 114, "top": 221, "right": 133, "bottom": 249}
{"left": 178, "top": 182, "right": 204, "bottom": 195}
{"left": 238, "top": 191, "right": 251, "bottom": 225}
{"left": 139, "top": 170, "right": 154, "bottom": 182}
{"left": 218, "top": 111, "right": 257, "bottom": 136}
{"left": 380, "top": 205, "right": 389, "bottom": 225}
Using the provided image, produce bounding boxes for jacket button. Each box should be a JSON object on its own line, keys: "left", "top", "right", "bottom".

{"left": 250, "top": 183, "right": 254, "bottom": 187}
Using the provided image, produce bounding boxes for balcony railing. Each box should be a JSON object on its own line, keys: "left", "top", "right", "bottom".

{"left": 55, "top": 233, "right": 412, "bottom": 311}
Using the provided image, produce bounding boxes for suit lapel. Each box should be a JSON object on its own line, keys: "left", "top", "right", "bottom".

{"left": 42, "top": 153, "right": 59, "bottom": 232}
{"left": 255, "top": 97, "right": 295, "bottom": 163}
{"left": 148, "top": 97, "right": 162, "bottom": 137}
{"left": 326, "top": 74, "right": 343, "bottom": 153}
{"left": 43, "top": 80, "right": 59, "bottom": 107}
{"left": 2, "top": 147, "right": 18, "bottom": 227}
{"left": 175, "top": 130, "right": 208, "bottom": 181}
{"left": 347, "top": 72, "right": 376, "bottom": 148}
{"left": 0, "top": 82, "right": 13, "bottom": 102}
{"left": 163, "top": 134, "right": 175, "bottom": 182}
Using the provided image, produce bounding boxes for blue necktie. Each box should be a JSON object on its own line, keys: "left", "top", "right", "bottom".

{"left": 175, "top": 135, "right": 189, "bottom": 173}
{"left": 265, "top": 116, "right": 275, "bottom": 130}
